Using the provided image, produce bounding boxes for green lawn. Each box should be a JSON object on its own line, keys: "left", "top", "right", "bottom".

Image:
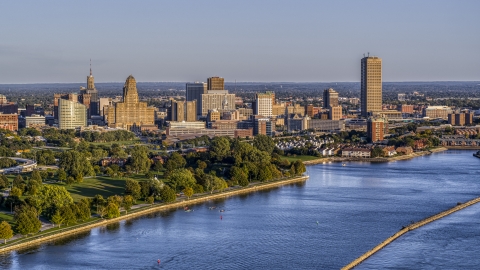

{"left": 281, "top": 155, "right": 322, "bottom": 162}
{"left": 0, "top": 212, "right": 15, "bottom": 226}
{"left": 53, "top": 175, "right": 154, "bottom": 201}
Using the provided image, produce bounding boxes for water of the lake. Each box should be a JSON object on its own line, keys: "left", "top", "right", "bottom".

{"left": 1, "top": 150, "right": 479, "bottom": 269}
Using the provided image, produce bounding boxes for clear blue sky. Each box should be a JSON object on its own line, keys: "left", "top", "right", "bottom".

{"left": 1, "top": 0, "right": 479, "bottom": 83}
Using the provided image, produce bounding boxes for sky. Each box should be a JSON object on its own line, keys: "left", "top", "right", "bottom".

{"left": 0, "top": 0, "right": 479, "bottom": 83}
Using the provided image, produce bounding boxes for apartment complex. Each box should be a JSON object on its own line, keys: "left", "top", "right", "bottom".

{"left": 367, "top": 117, "right": 386, "bottom": 142}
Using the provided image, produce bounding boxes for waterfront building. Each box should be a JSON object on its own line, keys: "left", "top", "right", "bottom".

{"left": 323, "top": 88, "right": 339, "bottom": 108}
{"left": 58, "top": 99, "right": 87, "bottom": 130}
{"left": 341, "top": 148, "right": 371, "bottom": 158}
{"left": 186, "top": 82, "right": 207, "bottom": 117}
{"left": 207, "top": 77, "right": 224, "bottom": 90}
{"left": 105, "top": 75, "right": 155, "bottom": 130}
{"left": 0, "top": 113, "right": 18, "bottom": 131}
{"left": 255, "top": 92, "right": 274, "bottom": 118}
{"left": 361, "top": 56, "right": 382, "bottom": 117}
{"left": 367, "top": 117, "right": 386, "bottom": 142}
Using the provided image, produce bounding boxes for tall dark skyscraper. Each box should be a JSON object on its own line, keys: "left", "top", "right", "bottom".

{"left": 186, "top": 82, "right": 207, "bottom": 117}
{"left": 361, "top": 55, "right": 382, "bottom": 118}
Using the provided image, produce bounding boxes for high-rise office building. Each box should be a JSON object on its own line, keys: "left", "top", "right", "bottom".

{"left": 207, "top": 77, "right": 224, "bottom": 90}
{"left": 255, "top": 92, "right": 274, "bottom": 117}
{"left": 186, "top": 82, "right": 207, "bottom": 117}
{"left": 201, "top": 90, "right": 235, "bottom": 116}
{"left": 323, "top": 88, "right": 339, "bottom": 108}
{"left": 361, "top": 56, "right": 382, "bottom": 118}
{"left": 58, "top": 99, "right": 87, "bottom": 129}
{"left": 54, "top": 93, "right": 78, "bottom": 120}
{"left": 185, "top": 100, "right": 197, "bottom": 122}
{"left": 0, "top": 113, "right": 18, "bottom": 131}
{"left": 106, "top": 75, "right": 155, "bottom": 130}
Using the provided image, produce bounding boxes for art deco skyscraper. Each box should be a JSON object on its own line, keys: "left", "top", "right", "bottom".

{"left": 80, "top": 60, "right": 99, "bottom": 117}
{"left": 106, "top": 75, "right": 155, "bottom": 130}
{"left": 361, "top": 56, "right": 382, "bottom": 118}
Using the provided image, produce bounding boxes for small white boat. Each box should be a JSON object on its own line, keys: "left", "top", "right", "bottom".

{"left": 342, "top": 163, "right": 346, "bottom": 166}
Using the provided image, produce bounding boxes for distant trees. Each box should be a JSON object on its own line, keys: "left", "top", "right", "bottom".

{"left": 0, "top": 158, "right": 17, "bottom": 169}
{"left": 59, "top": 150, "right": 95, "bottom": 180}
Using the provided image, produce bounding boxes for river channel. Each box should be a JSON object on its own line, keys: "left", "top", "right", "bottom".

{"left": 1, "top": 150, "right": 479, "bottom": 269}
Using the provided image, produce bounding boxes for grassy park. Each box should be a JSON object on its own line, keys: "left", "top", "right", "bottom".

{"left": 281, "top": 155, "right": 322, "bottom": 163}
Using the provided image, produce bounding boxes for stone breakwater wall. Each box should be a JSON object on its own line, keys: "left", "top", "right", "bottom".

{"left": 0, "top": 175, "right": 309, "bottom": 254}
{"left": 342, "top": 196, "right": 480, "bottom": 270}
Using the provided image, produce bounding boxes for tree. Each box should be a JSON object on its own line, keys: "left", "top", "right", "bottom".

{"left": 128, "top": 146, "right": 151, "bottom": 173}
{"left": 122, "top": 195, "right": 134, "bottom": 214}
{"left": 152, "top": 160, "right": 163, "bottom": 172}
{"left": 160, "top": 186, "right": 176, "bottom": 203}
{"left": 145, "top": 171, "right": 154, "bottom": 180}
{"left": 167, "top": 169, "right": 196, "bottom": 192}
{"left": 293, "top": 160, "right": 306, "bottom": 176}
{"left": 57, "top": 169, "right": 67, "bottom": 183}
{"left": 66, "top": 176, "right": 75, "bottom": 186}
{"left": 203, "top": 175, "right": 228, "bottom": 194}
{"left": 183, "top": 187, "right": 194, "bottom": 199}
{"left": 60, "top": 205, "right": 76, "bottom": 225}
{"left": 146, "top": 196, "right": 154, "bottom": 205}
{"left": 75, "top": 173, "right": 84, "bottom": 183}
{"left": 0, "top": 221, "right": 13, "bottom": 244}
{"left": 253, "top": 134, "right": 275, "bottom": 154}
{"left": 59, "top": 150, "right": 95, "bottom": 178}
{"left": 10, "top": 187, "right": 23, "bottom": 197}
{"left": 230, "top": 166, "right": 248, "bottom": 187}
{"left": 12, "top": 174, "right": 25, "bottom": 192}
{"left": 51, "top": 210, "right": 64, "bottom": 228}
{"left": 371, "top": 147, "right": 384, "bottom": 158}
{"left": 0, "top": 175, "right": 8, "bottom": 190}
{"left": 30, "top": 170, "right": 43, "bottom": 183}
{"left": 165, "top": 152, "right": 186, "bottom": 172}
{"left": 14, "top": 205, "right": 41, "bottom": 235}
{"left": 124, "top": 179, "right": 141, "bottom": 201}
{"left": 107, "top": 195, "right": 123, "bottom": 207}
{"left": 92, "top": 194, "right": 106, "bottom": 213}
{"left": 76, "top": 202, "right": 91, "bottom": 221}
{"left": 36, "top": 185, "right": 74, "bottom": 218}
{"left": 105, "top": 203, "right": 120, "bottom": 219}
{"left": 210, "top": 136, "right": 231, "bottom": 162}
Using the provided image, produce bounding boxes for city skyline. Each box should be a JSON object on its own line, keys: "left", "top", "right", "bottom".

{"left": 1, "top": 1, "right": 479, "bottom": 83}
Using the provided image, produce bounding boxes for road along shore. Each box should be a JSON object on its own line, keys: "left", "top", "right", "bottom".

{"left": 0, "top": 175, "right": 309, "bottom": 254}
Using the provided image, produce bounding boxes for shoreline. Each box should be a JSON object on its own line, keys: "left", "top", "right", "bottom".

{"left": 0, "top": 175, "right": 309, "bottom": 254}
{"left": 302, "top": 147, "right": 449, "bottom": 165}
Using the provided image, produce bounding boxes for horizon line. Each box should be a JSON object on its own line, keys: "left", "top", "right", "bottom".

{"left": 1, "top": 80, "right": 480, "bottom": 85}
